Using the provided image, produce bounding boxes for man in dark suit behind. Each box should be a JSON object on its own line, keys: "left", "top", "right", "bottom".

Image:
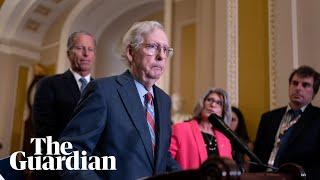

{"left": 32, "top": 31, "right": 96, "bottom": 141}
{"left": 253, "top": 65, "right": 320, "bottom": 180}
{"left": 58, "top": 21, "right": 180, "bottom": 179}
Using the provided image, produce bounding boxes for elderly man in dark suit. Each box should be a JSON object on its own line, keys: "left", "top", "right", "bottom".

{"left": 253, "top": 65, "right": 320, "bottom": 180}
{"left": 33, "top": 31, "right": 96, "bottom": 141}
{"left": 58, "top": 21, "right": 180, "bottom": 179}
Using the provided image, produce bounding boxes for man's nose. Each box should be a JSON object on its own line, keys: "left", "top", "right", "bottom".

{"left": 156, "top": 50, "right": 166, "bottom": 60}
{"left": 297, "top": 83, "right": 304, "bottom": 89}
{"left": 294, "top": 83, "right": 304, "bottom": 92}
{"left": 82, "top": 49, "right": 89, "bottom": 56}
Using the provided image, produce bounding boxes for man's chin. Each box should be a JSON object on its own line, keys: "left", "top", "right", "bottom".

{"left": 148, "top": 73, "right": 162, "bottom": 80}
{"left": 290, "top": 100, "right": 307, "bottom": 107}
{"left": 79, "top": 66, "right": 91, "bottom": 71}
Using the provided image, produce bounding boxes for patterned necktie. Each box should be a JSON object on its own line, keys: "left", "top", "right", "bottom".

{"left": 79, "top": 77, "right": 88, "bottom": 92}
{"left": 269, "top": 109, "right": 302, "bottom": 167}
{"left": 277, "top": 109, "right": 302, "bottom": 144}
{"left": 145, "top": 92, "right": 156, "bottom": 152}
{"left": 289, "top": 109, "right": 302, "bottom": 121}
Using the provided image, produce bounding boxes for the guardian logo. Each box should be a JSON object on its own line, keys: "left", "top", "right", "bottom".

{"left": 10, "top": 136, "right": 116, "bottom": 171}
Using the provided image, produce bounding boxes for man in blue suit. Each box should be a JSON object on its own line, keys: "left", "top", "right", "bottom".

{"left": 253, "top": 66, "right": 320, "bottom": 180}
{"left": 59, "top": 21, "right": 180, "bottom": 179}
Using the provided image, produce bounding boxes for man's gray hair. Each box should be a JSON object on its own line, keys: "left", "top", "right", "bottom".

{"left": 67, "top": 31, "right": 96, "bottom": 53}
{"left": 121, "top": 21, "right": 164, "bottom": 67}
{"left": 193, "top": 88, "right": 232, "bottom": 125}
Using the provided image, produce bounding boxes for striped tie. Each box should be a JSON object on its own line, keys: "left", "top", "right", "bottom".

{"left": 79, "top": 77, "right": 88, "bottom": 93}
{"left": 145, "top": 92, "right": 156, "bottom": 152}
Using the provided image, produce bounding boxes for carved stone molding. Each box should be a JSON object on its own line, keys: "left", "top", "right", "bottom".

{"left": 268, "top": 0, "right": 278, "bottom": 109}
{"left": 226, "top": 0, "right": 239, "bottom": 107}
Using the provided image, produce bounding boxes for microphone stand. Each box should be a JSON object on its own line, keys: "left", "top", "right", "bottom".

{"left": 208, "top": 113, "right": 278, "bottom": 172}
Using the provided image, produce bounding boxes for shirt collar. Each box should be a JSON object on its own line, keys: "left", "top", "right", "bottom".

{"left": 286, "top": 104, "right": 308, "bottom": 113}
{"left": 70, "top": 68, "right": 91, "bottom": 82}
{"left": 134, "top": 80, "right": 154, "bottom": 106}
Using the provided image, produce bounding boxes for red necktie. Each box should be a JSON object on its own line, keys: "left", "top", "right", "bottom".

{"left": 145, "top": 92, "right": 156, "bottom": 152}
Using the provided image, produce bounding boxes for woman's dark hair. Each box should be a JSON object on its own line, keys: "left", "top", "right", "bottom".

{"left": 231, "top": 106, "right": 250, "bottom": 142}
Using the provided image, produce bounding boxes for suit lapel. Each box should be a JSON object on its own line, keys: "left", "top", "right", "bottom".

{"left": 271, "top": 107, "right": 287, "bottom": 138}
{"left": 191, "top": 120, "right": 207, "bottom": 162}
{"left": 285, "top": 104, "right": 312, "bottom": 146}
{"left": 153, "top": 87, "right": 166, "bottom": 170}
{"left": 62, "top": 70, "right": 81, "bottom": 102}
{"left": 116, "top": 71, "right": 154, "bottom": 167}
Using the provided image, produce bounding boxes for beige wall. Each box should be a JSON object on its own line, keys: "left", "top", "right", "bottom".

{"left": 41, "top": 5, "right": 74, "bottom": 67}
{"left": 171, "top": 0, "right": 196, "bottom": 115}
{"left": 0, "top": 52, "right": 33, "bottom": 157}
{"left": 171, "top": 0, "right": 230, "bottom": 115}
{"left": 10, "top": 66, "right": 29, "bottom": 153}
{"left": 180, "top": 24, "right": 196, "bottom": 113}
{"left": 239, "top": 0, "right": 269, "bottom": 140}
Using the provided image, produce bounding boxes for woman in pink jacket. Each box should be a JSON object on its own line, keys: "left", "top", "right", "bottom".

{"left": 170, "top": 88, "right": 233, "bottom": 170}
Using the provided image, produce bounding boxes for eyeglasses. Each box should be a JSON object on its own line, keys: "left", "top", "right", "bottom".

{"left": 139, "top": 43, "right": 174, "bottom": 58}
{"left": 205, "top": 98, "right": 223, "bottom": 106}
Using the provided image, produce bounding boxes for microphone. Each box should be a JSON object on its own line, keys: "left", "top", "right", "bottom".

{"left": 208, "top": 113, "right": 273, "bottom": 170}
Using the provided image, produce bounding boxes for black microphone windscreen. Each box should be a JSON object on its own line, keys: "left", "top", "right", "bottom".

{"left": 208, "top": 113, "right": 230, "bottom": 132}
{"left": 208, "top": 113, "right": 265, "bottom": 166}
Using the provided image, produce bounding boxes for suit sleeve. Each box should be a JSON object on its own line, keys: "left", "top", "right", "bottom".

{"left": 32, "top": 78, "right": 58, "bottom": 139}
{"left": 58, "top": 81, "right": 107, "bottom": 179}
{"left": 165, "top": 100, "right": 181, "bottom": 172}
{"left": 252, "top": 113, "right": 268, "bottom": 172}
{"left": 166, "top": 124, "right": 181, "bottom": 172}
{"left": 166, "top": 151, "right": 181, "bottom": 172}
{"left": 254, "top": 113, "right": 267, "bottom": 157}
{"left": 169, "top": 124, "right": 179, "bottom": 159}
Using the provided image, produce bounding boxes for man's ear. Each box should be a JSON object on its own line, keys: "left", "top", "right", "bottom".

{"left": 126, "top": 46, "right": 134, "bottom": 63}
{"left": 67, "top": 50, "right": 71, "bottom": 57}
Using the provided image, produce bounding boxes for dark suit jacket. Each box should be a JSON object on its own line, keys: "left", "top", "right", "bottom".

{"left": 253, "top": 104, "right": 320, "bottom": 180}
{"left": 32, "top": 70, "right": 82, "bottom": 140}
{"left": 58, "top": 70, "right": 180, "bottom": 180}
